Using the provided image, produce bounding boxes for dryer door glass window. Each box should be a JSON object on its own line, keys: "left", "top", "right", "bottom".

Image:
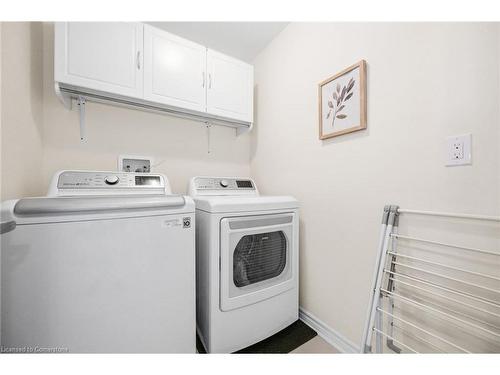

{"left": 233, "top": 231, "right": 287, "bottom": 287}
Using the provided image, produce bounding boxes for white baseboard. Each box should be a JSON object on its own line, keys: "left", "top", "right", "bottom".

{"left": 299, "top": 307, "right": 360, "bottom": 353}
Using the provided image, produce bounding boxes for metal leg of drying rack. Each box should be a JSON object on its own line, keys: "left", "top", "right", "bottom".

{"left": 361, "top": 205, "right": 399, "bottom": 353}
{"left": 385, "top": 213, "right": 402, "bottom": 353}
{"left": 361, "top": 205, "right": 389, "bottom": 353}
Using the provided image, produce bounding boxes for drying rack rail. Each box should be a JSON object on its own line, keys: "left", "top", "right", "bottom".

{"left": 361, "top": 205, "right": 500, "bottom": 353}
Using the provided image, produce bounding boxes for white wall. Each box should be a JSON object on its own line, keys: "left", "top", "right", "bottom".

{"left": 251, "top": 23, "right": 500, "bottom": 349}
{"left": 1, "top": 22, "right": 44, "bottom": 200}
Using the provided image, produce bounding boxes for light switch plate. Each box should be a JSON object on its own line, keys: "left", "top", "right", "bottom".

{"left": 446, "top": 134, "right": 471, "bottom": 166}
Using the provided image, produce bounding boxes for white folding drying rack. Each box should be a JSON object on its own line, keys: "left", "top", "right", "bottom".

{"left": 361, "top": 205, "right": 500, "bottom": 353}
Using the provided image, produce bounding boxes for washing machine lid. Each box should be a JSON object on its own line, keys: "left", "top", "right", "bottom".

{"left": 193, "top": 195, "right": 298, "bottom": 213}
{"left": 1, "top": 195, "right": 195, "bottom": 226}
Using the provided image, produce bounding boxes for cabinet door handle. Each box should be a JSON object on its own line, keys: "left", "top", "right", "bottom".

{"left": 202, "top": 72, "right": 206, "bottom": 88}
{"left": 209, "top": 73, "right": 212, "bottom": 89}
{"left": 137, "top": 51, "right": 141, "bottom": 70}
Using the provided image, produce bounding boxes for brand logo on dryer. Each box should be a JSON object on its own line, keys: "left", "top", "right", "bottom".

{"left": 183, "top": 217, "right": 191, "bottom": 228}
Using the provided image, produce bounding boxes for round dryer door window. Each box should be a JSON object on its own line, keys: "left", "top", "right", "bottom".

{"left": 233, "top": 231, "right": 287, "bottom": 287}
{"left": 219, "top": 213, "right": 296, "bottom": 312}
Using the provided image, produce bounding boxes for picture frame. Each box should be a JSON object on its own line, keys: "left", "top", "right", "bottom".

{"left": 318, "top": 60, "right": 367, "bottom": 140}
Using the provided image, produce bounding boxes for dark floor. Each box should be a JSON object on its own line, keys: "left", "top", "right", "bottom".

{"left": 196, "top": 319, "right": 317, "bottom": 354}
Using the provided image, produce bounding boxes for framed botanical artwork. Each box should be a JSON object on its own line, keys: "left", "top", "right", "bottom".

{"left": 318, "top": 60, "right": 367, "bottom": 140}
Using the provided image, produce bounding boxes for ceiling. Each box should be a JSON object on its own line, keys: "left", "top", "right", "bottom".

{"left": 147, "top": 22, "right": 288, "bottom": 62}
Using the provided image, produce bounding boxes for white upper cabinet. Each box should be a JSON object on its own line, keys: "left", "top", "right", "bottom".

{"left": 206, "top": 50, "right": 254, "bottom": 123}
{"left": 55, "top": 23, "right": 254, "bottom": 127}
{"left": 143, "top": 25, "right": 207, "bottom": 113}
{"left": 54, "top": 22, "right": 144, "bottom": 99}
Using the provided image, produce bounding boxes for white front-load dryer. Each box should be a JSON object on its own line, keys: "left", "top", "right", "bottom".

{"left": 188, "top": 176, "right": 299, "bottom": 353}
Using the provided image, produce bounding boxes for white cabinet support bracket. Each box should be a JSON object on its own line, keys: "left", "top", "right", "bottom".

{"left": 77, "top": 96, "right": 86, "bottom": 141}
{"left": 54, "top": 82, "right": 72, "bottom": 110}
{"left": 236, "top": 121, "right": 253, "bottom": 136}
{"left": 206, "top": 122, "right": 212, "bottom": 154}
{"left": 55, "top": 83, "right": 86, "bottom": 141}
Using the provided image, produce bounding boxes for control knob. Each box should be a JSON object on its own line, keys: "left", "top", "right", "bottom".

{"left": 220, "top": 180, "right": 229, "bottom": 188}
{"left": 105, "top": 175, "right": 120, "bottom": 185}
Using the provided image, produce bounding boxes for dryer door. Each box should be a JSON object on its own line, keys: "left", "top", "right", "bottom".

{"left": 220, "top": 213, "right": 296, "bottom": 311}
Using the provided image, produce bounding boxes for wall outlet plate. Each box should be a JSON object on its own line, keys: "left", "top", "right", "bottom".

{"left": 446, "top": 134, "right": 471, "bottom": 166}
{"left": 118, "top": 155, "right": 153, "bottom": 173}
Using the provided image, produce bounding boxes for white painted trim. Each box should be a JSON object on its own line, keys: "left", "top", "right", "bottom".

{"left": 299, "top": 307, "right": 360, "bottom": 353}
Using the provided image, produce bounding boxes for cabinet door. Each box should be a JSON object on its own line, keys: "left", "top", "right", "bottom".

{"left": 54, "top": 22, "right": 144, "bottom": 99}
{"left": 206, "top": 50, "right": 253, "bottom": 123}
{"left": 143, "top": 25, "right": 207, "bottom": 113}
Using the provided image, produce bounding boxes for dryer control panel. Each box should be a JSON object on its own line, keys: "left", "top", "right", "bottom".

{"left": 189, "top": 177, "right": 258, "bottom": 196}
{"left": 48, "top": 170, "right": 171, "bottom": 196}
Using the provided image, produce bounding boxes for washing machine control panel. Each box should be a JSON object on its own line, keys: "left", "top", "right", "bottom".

{"left": 51, "top": 171, "right": 170, "bottom": 196}
{"left": 194, "top": 177, "right": 255, "bottom": 191}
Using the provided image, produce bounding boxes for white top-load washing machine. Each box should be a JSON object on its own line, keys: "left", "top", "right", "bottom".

{"left": 0, "top": 170, "right": 195, "bottom": 353}
{"left": 188, "top": 176, "right": 299, "bottom": 353}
